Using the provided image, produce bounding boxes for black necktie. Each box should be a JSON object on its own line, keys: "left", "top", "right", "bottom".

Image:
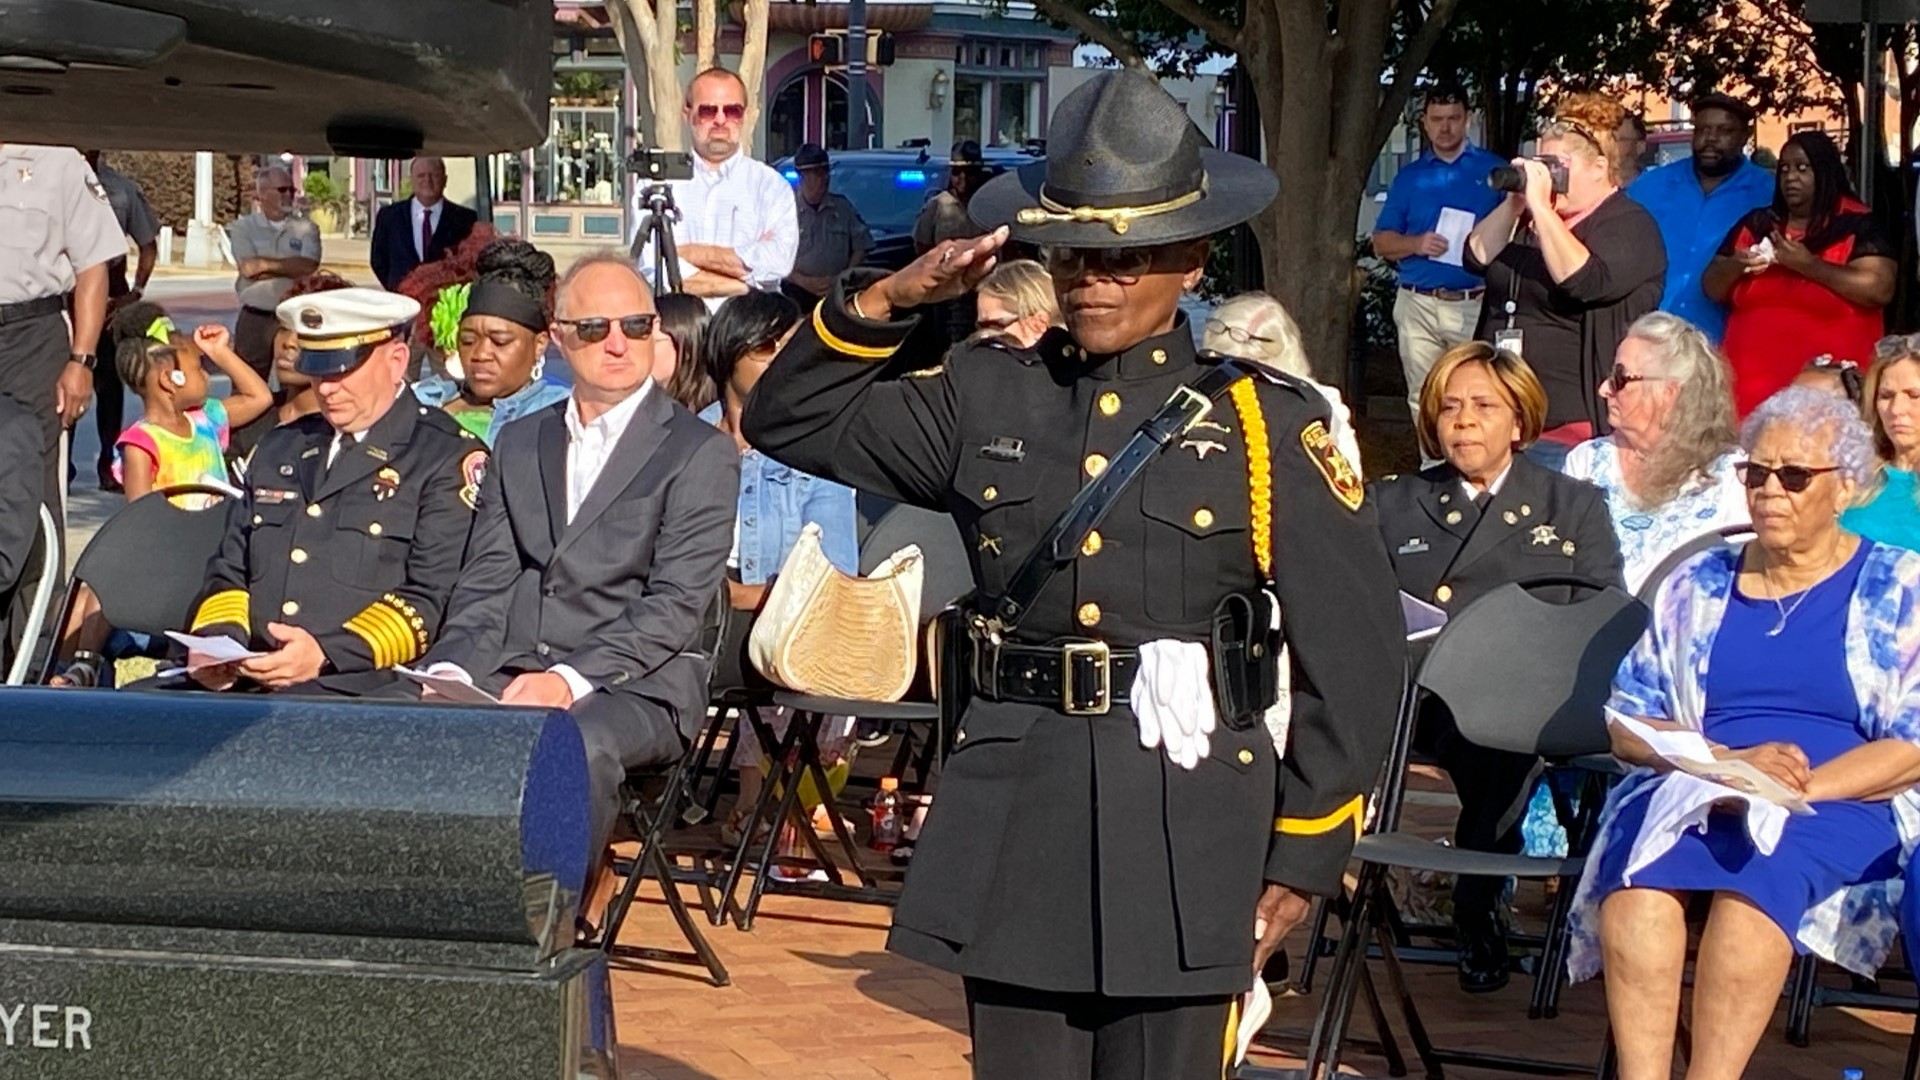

{"left": 1472, "top": 491, "right": 1492, "bottom": 515}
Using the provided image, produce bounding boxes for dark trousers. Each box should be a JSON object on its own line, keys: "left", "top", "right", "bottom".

{"left": 1433, "top": 706, "right": 1542, "bottom": 920}
{"left": 964, "top": 979, "right": 1235, "bottom": 1080}
{"left": 91, "top": 316, "right": 125, "bottom": 479}
{"left": 0, "top": 311, "right": 71, "bottom": 658}
{"left": 569, "top": 688, "right": 687, "bottom": 853}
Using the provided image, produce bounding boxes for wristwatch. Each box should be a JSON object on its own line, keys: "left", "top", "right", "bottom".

{"left": 68, "top": 353, "right": 96, "bottom": 370}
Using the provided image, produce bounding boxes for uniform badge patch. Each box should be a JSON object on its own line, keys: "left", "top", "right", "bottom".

{"left": 373, "top": 466, "right": 401, "bottom": 501}
{"left": 459, "top": 449, "right": 488, "bottom": 511}
{"left": 84, "top": 174, "right": 109, "bottom": 203}
{"left": 1300, "top": 421, "right": 1362, "bottom": 511}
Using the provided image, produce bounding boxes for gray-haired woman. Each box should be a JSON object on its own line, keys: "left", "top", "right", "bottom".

{"left": 1562, "top": 311, "right": 1749, "bottom": 592}
{"left": 1202, "top": 291, "right": 1363, "bottom": 474}
{"left": 1569, "top": 385, "right": 1920, "bottom": 1080}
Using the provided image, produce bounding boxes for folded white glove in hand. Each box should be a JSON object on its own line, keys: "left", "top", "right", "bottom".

{"left": 1131, "top": 639, "right": 1218, "bottom": 770}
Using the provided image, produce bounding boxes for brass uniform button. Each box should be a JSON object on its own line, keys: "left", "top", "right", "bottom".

{"left": 1084, "top": 453, "right": 1108, "bottom": 477}
{"left": 1150, "top": 349, "right": 1168, "bottom": 365}
{"left": 983, "top": 485, "right": 999, "bottom": 502}
{"left": 1076, "top": 602, "right": 1102, "bottom": 627}
{"left": 282, "top": 600, "right": 301, "bottom": 616}
{"left": 1445, "top": 510, "right": 1463, "bottom": 525}
{"left": 1192, "top": 508, "right": 1214, "bottom": 529}
{"left": 251, "top": 514, "right": 263, "bottom": 526}
{"left": 1237, "top": 749, "right": 1255, "bottom": 765}
{"left": 290, "top": 548, "right": 308, "bottom": 564}
{"left": 1081, "top": 530, "right": 1103, "bottom": 557}
{"left": 1098, "top": 392, "right": 1122, "bottom": 417}
{"left": 368, "top": 522, "right": 383, "bottom": 536}
{"left": 306, "top": 504, "right": 323, "bottom": 518}
{"left": 1435, "top": 584, "right": 1453, "bottom": 604}
{"left": 1503, "top": 511, "right": 1518, "bottom": 525}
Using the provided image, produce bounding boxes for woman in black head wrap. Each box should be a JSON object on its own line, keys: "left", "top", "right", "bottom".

{"left": 430, "top": 238, "right": 572, "bottom": 444}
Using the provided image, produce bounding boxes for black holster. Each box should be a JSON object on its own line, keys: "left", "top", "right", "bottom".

{"left": 1211, "top": 592, "right": 1280, "bottom": 731}
{"left": 930, "top": 604, "right": 976, "bottom": 761}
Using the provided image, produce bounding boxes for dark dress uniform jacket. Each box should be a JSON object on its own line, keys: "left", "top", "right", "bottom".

{"left": 189, "top": 389, "right": 483, "bottom": 692}
{"left": 741, "top": 275, "right": 1405, "bottom": 998}
{"left": 422, "top": 389, "right": 739, "bottom": 738}
{"left": 1371, "top": 455, "right": 1624, "bottom": 619}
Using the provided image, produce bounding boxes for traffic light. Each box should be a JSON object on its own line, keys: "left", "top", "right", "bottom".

{"left": 868, "top": 31, "right": 896, "bottom": 67}
{"left": 808, "top": 33, "right": 843, "bottom": 65}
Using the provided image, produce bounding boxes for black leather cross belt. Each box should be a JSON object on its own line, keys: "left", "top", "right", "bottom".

{"left": 972, "top": 638, "right": 1141, "bottom": 715}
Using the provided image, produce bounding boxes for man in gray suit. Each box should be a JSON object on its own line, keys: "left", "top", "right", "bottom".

{"left": 421, "top": 253, "right": 738, "bottom": 853}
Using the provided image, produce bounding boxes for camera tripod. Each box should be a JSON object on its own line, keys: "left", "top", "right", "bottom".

{"left": 630, "top": 181, "right": 685, "bottom": 294}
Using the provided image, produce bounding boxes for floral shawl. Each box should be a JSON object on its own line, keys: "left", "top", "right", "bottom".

{"left": 1566, "top": 542, "right": 1920, "bottom": 981}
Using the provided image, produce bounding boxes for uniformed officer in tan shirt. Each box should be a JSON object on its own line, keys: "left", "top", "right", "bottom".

{"left": 784, "top": 142, "right": 871, "bottom": 304}
{"left": 0, "top": 143, "right": 125, "bottom": 544}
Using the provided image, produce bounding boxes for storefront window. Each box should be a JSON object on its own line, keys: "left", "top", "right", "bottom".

{"left": 997, "top": 82, "right": 1033, "bottom": 146}
{"left": 954, "top": 78, "right": 986, "bottom": 145}
{"left": 547, "top": 107, "right": 621, "bottom": 203}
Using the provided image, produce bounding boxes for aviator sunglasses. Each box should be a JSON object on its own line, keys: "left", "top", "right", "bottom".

{"left": 1734, "top": 462, "right": 1840, "bottom": 493}
{"left": 556, "top": 314, "right": 658, "bottom": 344}
{"left": 694, "top": 103, "right": 747, "bottom": 123}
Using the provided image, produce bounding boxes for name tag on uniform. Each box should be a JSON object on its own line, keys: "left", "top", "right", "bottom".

{"left": 253, "top": 488, "right": 297, "bottom": 504}
{"left": 1397, "top": 538, "right": 1429, "bottom": 555}
{"left": 980, "top": 437, "right": 1025, "bottom": 462}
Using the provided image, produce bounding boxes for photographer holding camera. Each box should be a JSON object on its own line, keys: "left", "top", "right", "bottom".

{"left": 1466, "top": 93, "right": 1666, "bottom": 470}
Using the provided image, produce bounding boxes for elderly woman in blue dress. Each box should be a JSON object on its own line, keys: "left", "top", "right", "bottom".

{"left": 1566, "top": 385, "right": 1920, "bottom": 1080}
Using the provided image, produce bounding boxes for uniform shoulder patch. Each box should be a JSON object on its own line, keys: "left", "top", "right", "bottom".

{"left": 84, "top": 173, "right": 110, "bottom": 204}
{"left": 459, "top": 448, "right": 488, "bottom": 511}
{"left": 1301, "top": 420, "right": 1363, "bottom": 512}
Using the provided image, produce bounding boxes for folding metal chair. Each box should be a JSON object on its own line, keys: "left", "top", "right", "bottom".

{"left": 6, "top": 505, "right": 59, "bottom": 685}
{"left": 1303, "top": 574, "right": 1648, "bottom": 1077}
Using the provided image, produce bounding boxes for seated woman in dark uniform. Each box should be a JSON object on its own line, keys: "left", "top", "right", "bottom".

{"left": 1569, "top": 386, "right": 1920, "bottom": 1080}
{"left": 1372, "top": 341, "right": 1624, "bottom": 992}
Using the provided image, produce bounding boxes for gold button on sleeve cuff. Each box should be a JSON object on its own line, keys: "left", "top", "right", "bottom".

{"left": 1275, "top": 795, "right": 1365, "bottom": 842}
{"left": 190, "top": 589, "right": 251, "bottom": 635}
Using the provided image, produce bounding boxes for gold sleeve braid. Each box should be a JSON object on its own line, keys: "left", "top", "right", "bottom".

{"left": 343, "top": 593, "right": 430, "bottom": 669}
{"left": 191, "top": 589, "right": 251, "bottom": 635}
{"left": 1227, "top": 378, "right": 1273, "bottom": 581}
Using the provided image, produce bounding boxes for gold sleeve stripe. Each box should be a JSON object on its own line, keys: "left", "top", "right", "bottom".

{"left": 191, "top": 590, "right": 251, "bottom": 634}
{"left": 1275, "top": 795, "right": 1365, "bottom": 842}
{"left": 343, "top": 610, "right": 407, "bottom": 669}
{"left": 343, "top": 595, "right": 430, "bottom": 669}
{"left": 812, "top": 302, "right": 898, "bottom": 360}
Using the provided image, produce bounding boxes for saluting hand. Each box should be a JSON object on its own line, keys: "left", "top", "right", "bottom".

{"left": 856, "top": 226, "right": 1010, "bottom": 321}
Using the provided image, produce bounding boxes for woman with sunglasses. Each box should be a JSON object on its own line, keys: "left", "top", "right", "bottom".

{"left": 411, "top": 238, "right": 570, "bottom": 445}
{"left": 1465, "top": 93, "right": 1667, "bottom": 471}
{"left": 699, "top": 291, "right": 860, "bottom": 848}
{"left": 1704, "top": 131, "right": 1897, "bottom": 419}
{"left": 1839, "top": 337, "right": 1920, "bottom": 551}
{"left": 1563, "top": 312, "right": 1748, "bottom": 593}
{"left": 1373, "top": 341, "right": 1622, "bottom": 993}
{"left": 972, "top": 259, "right": 1061, "bottom": 349}
{"left": 1202, "top": 291, "right": 1362, "bottom": 474}
{"left": 1569, "top": 385, "right": 1920, "bottom": 1080}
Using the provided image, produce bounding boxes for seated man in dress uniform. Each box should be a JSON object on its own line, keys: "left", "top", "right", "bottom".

{"left": 744, "top": 72, "right": 1405, "bottom": 1080}
{"left": 181, "top": 288, "right": 484, "bottom": 693}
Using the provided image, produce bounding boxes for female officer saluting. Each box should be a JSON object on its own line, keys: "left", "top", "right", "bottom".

{"left": 743, "top": 72, "right": 1403, "bottom": 1080}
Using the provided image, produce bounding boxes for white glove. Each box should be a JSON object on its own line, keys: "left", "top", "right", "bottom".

{"left": 1131, "top": 639, "right": 1218, "bottom": 770}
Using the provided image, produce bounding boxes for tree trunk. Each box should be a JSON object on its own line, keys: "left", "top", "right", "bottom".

{"left": 614, "top": 0, "right": 686, "bottom": 150}
{"left": 696, "top": 0, "right": 719, "bottom": 72}
{"left": 737, "top": 0, "right": 772, "bottom": 155}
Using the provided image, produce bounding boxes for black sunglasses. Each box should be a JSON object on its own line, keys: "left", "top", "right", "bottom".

{"left": 1606, "top": 362, "right": 1668, "bottom": 394}
{"left": 556, "top": 314, "right": 658, "bottom": 344}
{"left": 1735, "top": 462, "right": 1841, "bottom": 492}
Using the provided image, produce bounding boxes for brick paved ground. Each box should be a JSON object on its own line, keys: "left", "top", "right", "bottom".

{"left": 607, "top": 764, "right": 1919, "bottom": 1080}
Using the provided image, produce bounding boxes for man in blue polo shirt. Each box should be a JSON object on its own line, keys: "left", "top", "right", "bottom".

{"left": 1628, "top": 92, "right": 1773, "bottom": 342}
{"left": 1374, "top": 87, "right": 1506, "bottom": 425}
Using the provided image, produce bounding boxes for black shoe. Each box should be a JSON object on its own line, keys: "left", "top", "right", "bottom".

{"left": 1455, "top": 911, "right": 1511, "bottom": 994}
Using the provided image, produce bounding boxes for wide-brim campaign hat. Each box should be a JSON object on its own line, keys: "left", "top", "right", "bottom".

{"left": 970, "top": 71, "right": 1277, "bottom": 250}
{"left": 277, "top": 287, "right": 420, "bottom": 376}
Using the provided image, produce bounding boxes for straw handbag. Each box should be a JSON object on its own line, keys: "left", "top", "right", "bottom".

{"left": 748, "top": 523, "right": 924, "bottom": 701}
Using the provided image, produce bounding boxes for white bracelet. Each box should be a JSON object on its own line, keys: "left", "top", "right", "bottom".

{"left": 850, "top": 289, "right": 877, "bottom": 321}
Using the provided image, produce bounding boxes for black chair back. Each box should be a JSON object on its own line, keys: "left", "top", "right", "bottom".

{"left": 1636, "top": 524, "right": 1755, "bottom": 604}
{"left": 858, "top": 504, "right": 972, "bottom": 622}
{"left": 71, "top": 485, "right": 234, "bottom": 635}
{"left": 1416, "top": 574, "right": 1648, "bottom": 759}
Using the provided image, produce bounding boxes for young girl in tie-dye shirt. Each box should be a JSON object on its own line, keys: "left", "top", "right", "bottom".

{"left": 109, "top": 302, "right": 272, "bottom": 506}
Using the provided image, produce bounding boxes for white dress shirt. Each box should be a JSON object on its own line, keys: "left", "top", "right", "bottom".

{"left": 429, "top": 384, "right": 653, "bottom": 705}
{"left": 632, "top": 150, "right": 798, "bottom": 311}
{"left": 1457, "top": 460, "right": 1513, "bottom": 503}
{"left": 412, "top": 198, "right": 441, "bottom": 260}
{"left": 326, "top": 430, "right": 368, "bottom": 468}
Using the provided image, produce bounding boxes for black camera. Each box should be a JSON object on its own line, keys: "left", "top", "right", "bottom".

{"left": 1489, "top": 156, "right": 1568, "bottom": 196}
{"left": 627, "top": 147, "right": 695, "bottom": 183}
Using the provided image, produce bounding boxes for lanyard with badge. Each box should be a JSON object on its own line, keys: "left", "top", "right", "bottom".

{"left": 1492, "top": 217, "right": 1528, "bottom": 359}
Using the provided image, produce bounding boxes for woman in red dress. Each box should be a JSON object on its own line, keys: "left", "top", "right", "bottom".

{"left": 1704, "top": 131, "right": 1896, "bottom": 417}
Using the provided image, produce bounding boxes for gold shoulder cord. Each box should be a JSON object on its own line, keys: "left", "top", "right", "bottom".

{"left": 1227, "top": 378, "right": 1273, "bottom": 581}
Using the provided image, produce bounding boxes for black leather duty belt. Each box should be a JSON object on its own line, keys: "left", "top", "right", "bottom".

{"left": 0, "top": 295, "right": 65, "bottom": 325}
{"left": 972, "top": 638, "right": 1142, "bottom": 716}
{"left": 1399, "top": 284, "right": 1486, "bottom": 302}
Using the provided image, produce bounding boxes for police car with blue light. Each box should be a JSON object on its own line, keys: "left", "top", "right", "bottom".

{"left": 772, "top": 142, "right": 1044, "bottom": 270}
